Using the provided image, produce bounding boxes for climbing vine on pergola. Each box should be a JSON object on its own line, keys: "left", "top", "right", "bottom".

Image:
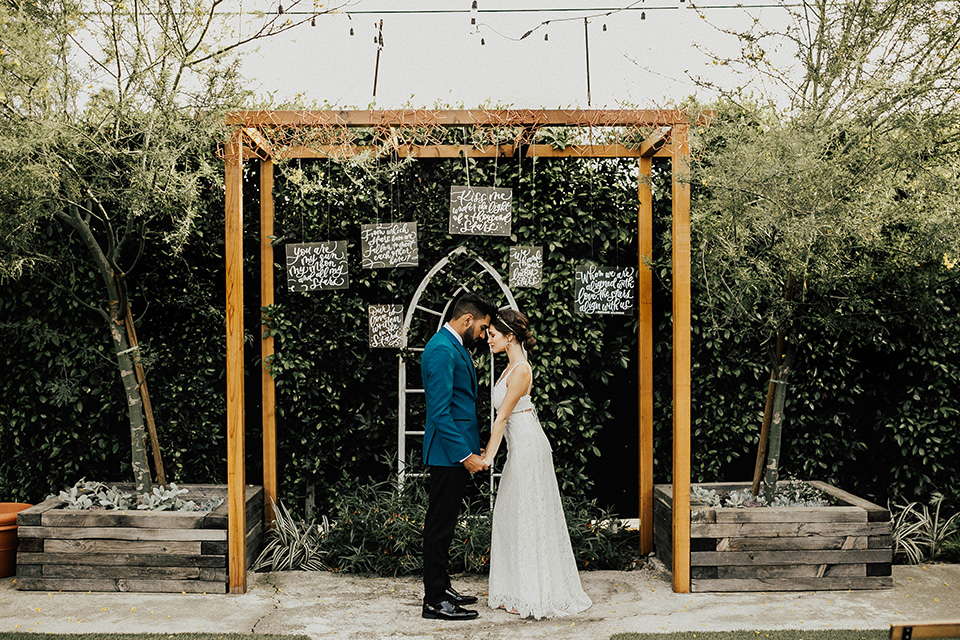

{"left": 222, "top": 108, "right": 711, "bottom": 593}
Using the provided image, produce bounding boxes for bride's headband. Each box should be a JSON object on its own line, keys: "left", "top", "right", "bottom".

{"left": 496, "top": 310, "right": 522, "bottom": 337}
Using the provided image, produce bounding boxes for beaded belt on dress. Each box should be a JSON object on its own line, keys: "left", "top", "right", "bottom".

{"left": 511, "top": 408, "right": 533, "bottom": 414}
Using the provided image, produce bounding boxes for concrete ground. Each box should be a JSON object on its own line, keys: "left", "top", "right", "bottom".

{"left": 1, "top": 563, "right": 958, "bottom": 639}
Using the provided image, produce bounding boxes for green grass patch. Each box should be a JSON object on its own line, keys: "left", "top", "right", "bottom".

{"left": 0, "top": 634, "right": 309, "bottom": 640}
{"left": 612, "top": 631, "right": 890, "bottom": 640}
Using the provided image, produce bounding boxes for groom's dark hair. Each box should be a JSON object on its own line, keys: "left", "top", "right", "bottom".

{"left": 449, "top": 292, "right": 496, "bottom": 322}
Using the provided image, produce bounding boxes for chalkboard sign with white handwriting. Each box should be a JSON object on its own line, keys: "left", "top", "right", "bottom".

{"left": 361, "top": 222, "right": 418, "bottom": 269}
{"left": 509, "top": 246, "right": 543, "bottom": 289}
{"left": 449, "top": 186, "right": 512, "bottom": 236}
{"left": 285, "top": 241, "right": 349, "bottom": 292}
{"left": 574, "top": 264, "right": 636, "bottom": 315}
{"left": 368, "top": 304, "right": 404, "bottom": 348}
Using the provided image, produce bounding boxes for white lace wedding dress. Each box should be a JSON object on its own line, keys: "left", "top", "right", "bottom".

{"left": 487, "top": 362, "right": 592, "bottom": 619}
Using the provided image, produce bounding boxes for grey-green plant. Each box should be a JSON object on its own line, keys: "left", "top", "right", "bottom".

{"left": 53, "top": 479, "right": 220, "bottom": 512}
{"left": 890, "top": 493, "right": 960, "bottom": 564}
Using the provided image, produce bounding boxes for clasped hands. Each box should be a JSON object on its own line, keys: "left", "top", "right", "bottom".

{"left": 463, "top": 451, "right": 492, "bottom": 474}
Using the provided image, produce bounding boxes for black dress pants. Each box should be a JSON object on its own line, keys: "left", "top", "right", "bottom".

{"left": 422, "top": 464, "right": 469, "bottom": 606}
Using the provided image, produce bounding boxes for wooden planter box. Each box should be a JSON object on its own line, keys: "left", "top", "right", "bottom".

{"left": 654, "top": 481, "right": 892, "bottom": 592}
{"left": 15, "top": 484, "right": 263, "bottom": 593}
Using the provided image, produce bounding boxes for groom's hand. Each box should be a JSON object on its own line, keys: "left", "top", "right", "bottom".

{"left": 462, "top": 453, "right": 489, "bottom": 474}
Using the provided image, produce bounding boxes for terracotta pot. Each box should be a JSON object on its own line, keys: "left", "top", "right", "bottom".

{"left": 0, "top": 503, "right": 33, "bottom": 578}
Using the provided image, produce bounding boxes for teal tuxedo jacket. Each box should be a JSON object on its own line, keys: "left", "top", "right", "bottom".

{"left": 421, "top": 328, "right": 482, "bottom": 467}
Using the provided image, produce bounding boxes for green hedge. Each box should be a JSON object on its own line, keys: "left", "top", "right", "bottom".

{"left": 1, "top": 149, "right": 958, "bottom": 516}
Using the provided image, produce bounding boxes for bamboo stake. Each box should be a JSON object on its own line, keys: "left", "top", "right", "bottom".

{"left": 123, "top": 303, "right": 166, "bottom": 488}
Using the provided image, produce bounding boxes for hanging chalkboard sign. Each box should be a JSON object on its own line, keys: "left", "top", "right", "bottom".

{"left": 509, "top": 246, "right": 543, "bottom": 288}
{"left": 360, "top": 222, "right": 418, "bottom": 269}
{"left": 285, "top": 241, "right": 349, "bottom": 292}
{"left": 368, "top": 304, "right": 404, "bottom": 348}
{"left": 449, "top": 185, "right": 512, "bottom": 236}
{"left": 574, "top": 264, "right": 636, "bottom": 315}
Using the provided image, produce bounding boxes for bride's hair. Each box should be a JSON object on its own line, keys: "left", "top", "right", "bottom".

{"left": 493, "top": 308, "right": 536, "bottom": 351}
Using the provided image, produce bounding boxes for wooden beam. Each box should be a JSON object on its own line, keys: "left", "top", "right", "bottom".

{"left": 260, "top": 158, "right": 277, "bottom": 526}
{"left": 670, "top": 123, "right": 692, "bottom": 593}
{"left": 226, "top": 109, "right": 711, "bottom": 128}
{"left": 271, "top": 143, "right": 674, "bottom": 160}
{"left": 224, "top": 131, "right": 247, "bottom": 594}
{"left": 244, "top": 127, "right": 273, "bottom": 159}
{"left": 640, "top": 126, "right": 671, "bottom": 157}
{"left": 890, "top": 622, "right": 960, "bottom": 640}
{"left": 638, "top": 156, "right": 655, "bottom": 556}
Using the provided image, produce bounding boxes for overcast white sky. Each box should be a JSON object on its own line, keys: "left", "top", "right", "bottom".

{"left": 234, "top": 0, "right": 796, "bottom": 109}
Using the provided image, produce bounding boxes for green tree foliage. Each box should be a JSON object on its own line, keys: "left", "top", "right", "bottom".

{"left": 0, "top": 0, "right": 334, "bottom": 493}
{"left": 689, "top": 0, "right": 960, "bottom": 496}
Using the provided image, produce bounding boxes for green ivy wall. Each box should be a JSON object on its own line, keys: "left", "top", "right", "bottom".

{"left": 1, "top": 152, "right": 957, "bottom": 515}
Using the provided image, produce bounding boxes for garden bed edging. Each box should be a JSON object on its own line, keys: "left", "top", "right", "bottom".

{"left": 654, "top": 481, "right": 893, "bottom": 592}
{"left": 15, "top": 483, "right": 262, "bottom": 593}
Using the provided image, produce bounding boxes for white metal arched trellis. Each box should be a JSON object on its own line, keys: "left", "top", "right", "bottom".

{"left": 398, "top": 246, "right": 519, "bottom": 504}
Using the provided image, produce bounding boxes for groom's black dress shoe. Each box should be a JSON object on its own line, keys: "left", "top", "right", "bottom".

{"left": 444, "top": 586, "right": 478, "bottom": 605}
{"left": 422, "top": 600, "right": 479, "bottom": 620}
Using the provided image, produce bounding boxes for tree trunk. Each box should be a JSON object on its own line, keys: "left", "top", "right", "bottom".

{"left": 763, "top": 341, "right": 796, "bottom": 503}
{"left": 61, "top": 209, "right": 152, "bottom": 495}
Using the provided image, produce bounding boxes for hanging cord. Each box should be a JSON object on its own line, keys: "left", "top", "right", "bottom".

{"left": 531, "top": 140, "right": 537, "bottom": 238}
{"left": 297, "top": 158, "right": 305, "bottom": 241}
{"left": 493, "top": 140, "right": 499, "bottom": 186}
{"left": 326, "top": 155, "right": 331, "bottom": 240}
{"left": 462, "top": 127, "right": 471, "bottom": 187}
{"left": 587, "top": 126, "right": 597, "bottom": 261}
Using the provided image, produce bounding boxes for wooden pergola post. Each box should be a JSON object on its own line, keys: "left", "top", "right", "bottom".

{"left": 223, "top": 110, "right": 706, "bottom": 594}
{"left": 637, "top": 153, "right": 655, "bottom": 556}
{"left": 261, "top": 158, "right": 278, "bottom": 525}
{"left": 670, "top": 123, "right": 692, "bottom": 593}
{"left": 224, "top": 131, "right": 247, "bottom": 594}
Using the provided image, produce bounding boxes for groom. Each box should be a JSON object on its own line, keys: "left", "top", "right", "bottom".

{"left": 420, "top": 292, "right": 496, "bottom": 621}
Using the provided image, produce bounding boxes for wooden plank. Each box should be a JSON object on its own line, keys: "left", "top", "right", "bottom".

{"left": 225, "top": 129, "right": 247, "bottom": 594}
{"left": 671, "top": 123, "right": 692, "bottom": 594}
{"left": 638, "top": 154, "right": 654, "bottom": 556}
{"left": 17, "top": 498, "right": 64, "bottom": 526}
{"left": 890, "top": 621, "right": 960, "bottom": 640}
{"left": 18, "top": 526, "right": 226, "bottom": 541}
{"left": 225, "top": 109, "right": 710, "bottom": 128}
{"left": 691, "top": 521, "right": 892, "bottom": 538}
{"left": 714, "top": 507, "right": 867, "bottom": 523}
{"left": 261, "top": 156, "right": 277, "bottom": 527}
{"left": 43, "top": 565, "right": 202, "bottom": 580}
{"left": 691, "top": 549, "right": 891, "bottom": 566}
{"left": 16, "top": 577, "right": 227, "bottom": 594}
{"left": 17, "top": 552, "right": 225, "bottom": 568}
{"left": 44, "top": 539, "right": 203, "bottom": 555}
{"left": 691, "top": 576, "right": 893, "bottom": 592}
{"left": 278, "top": 143, "right": 675, "bottom": 160}
{"left": 715, "top": 564, "right": 866, "bottom": 579}
{"left": 199, "top": 568, "right": 229, "bottom": 582}
{"left": 809, "top": 481, "right": 891, "bottom": 521}
{"left": 722, "top": 536, "right": 867, "bottom": 551}
{"left": 16, "top": 564, "right": 42, "bottom": 577}
{"left": 41, "top": 511, "right": 210, "bottom": 528}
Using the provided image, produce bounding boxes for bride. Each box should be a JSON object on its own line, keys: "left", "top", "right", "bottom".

{"left": 481, "top": 308, "right": 592, "bottom": 619}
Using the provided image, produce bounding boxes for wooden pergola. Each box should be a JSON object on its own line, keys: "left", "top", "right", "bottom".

{"left": 223, "top": 109, "right": 709, "bottom": 594}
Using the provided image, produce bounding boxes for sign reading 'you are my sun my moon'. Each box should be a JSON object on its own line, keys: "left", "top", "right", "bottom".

{"left": 285, "top": 241, "right": 349, "bottom": 292}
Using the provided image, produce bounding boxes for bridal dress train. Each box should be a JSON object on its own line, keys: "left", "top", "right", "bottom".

{"left": 487, "top": 362, "right": 592, "bottom": 620}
